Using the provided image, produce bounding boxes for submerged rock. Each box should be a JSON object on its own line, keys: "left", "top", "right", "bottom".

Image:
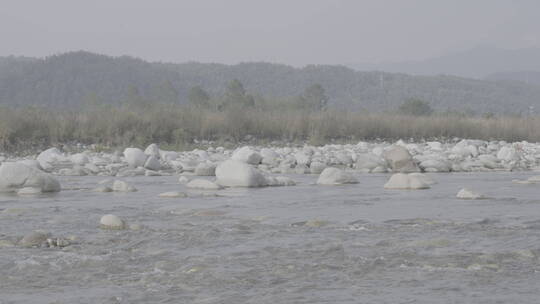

{"left": 19, "top": 231, "right": 51, "bottom": 247}
{"left": 158, "top": 191, "right": 188, "bottom": 198}
{"left": 408, "top": 172, "right": 437, "bottom": 185}
{"left": 100, "top": 214, "right": 125, "bottom": 230}
{"left": 178, "top": 176, "right": 190, "bottom": 184}
{"left": 112, "top": 180, "right": 137, "bottom": 192}
{"left": 316, "top": 167, "right": 358, "bottom": 185}
{"left": 265, "top": 176, "right": 297, "bottom": 186}
{"left": 93, "top": 186, "right": 113, "bottom": 192}
{"left": 17, "top": 187, "right": 43, "bottom": 195}
{"left": 456, "top": 188, "right": 486, "bottom": 199}
{"left": 384, "top": 173, "right": 430, "bottom": 190}
{"left": 186, "top": 179, "right": 223, "bottom": 190}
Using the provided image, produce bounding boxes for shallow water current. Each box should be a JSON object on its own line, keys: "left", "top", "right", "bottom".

{"left": 1, "top": 172, "right": 540, "bottom": 303}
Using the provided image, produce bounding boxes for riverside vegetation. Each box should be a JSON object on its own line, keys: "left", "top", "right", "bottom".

{"left": 0, "top": 102, "right": 539, "bottom": 152}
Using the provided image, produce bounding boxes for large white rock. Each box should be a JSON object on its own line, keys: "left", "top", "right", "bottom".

{"left": 112, "top": 180, "right": 137, "bottom": 192}
{"left": 0, "top": 162, "right": 60, "bottom": 193}
{"left": 456, "top": 188, "right": 485, "bottom": 199}
{"left": 144, "top": 143, "right": 160, "bottom": 158}
{"left": 383, "top": 146, "right": 419, "bottom": 173}
{"left": 36, "top": 147, "right": 65, "bottom": 171}
{"left": 144, "top": 155, "right": 161, "bottom": 171}
{"left": 216, "top": 160, "right": 268, "bottom": 187}
{"left": 123, "top": 148, "right": 147, "bottom": 168}
{"left": 186, "top": 179, "right": 223, "bottom": 190}
{"left": 231, "top": 146, "right": 262, "bottom": 165}
{"left": 100, "top": 214, "right": 125, "bottom": 229}
{"left": 383, "top": 173, "right": 430, "bottom": 190}
{"left": 497, "top": 146, "right": 517, "bottom": 161}
{"left": 316, "top": 167, "right": 358, "bottom": 185}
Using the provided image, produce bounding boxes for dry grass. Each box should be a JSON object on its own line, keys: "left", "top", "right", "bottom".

{"left": 1, "top": 104, "right": 539, "bottom": 151}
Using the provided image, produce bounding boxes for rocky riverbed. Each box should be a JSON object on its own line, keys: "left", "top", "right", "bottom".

{"left": 1, "top": 140, "right": 540, "bottom": 303}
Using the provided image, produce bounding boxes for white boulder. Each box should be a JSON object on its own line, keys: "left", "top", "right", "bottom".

{"left": 0, "top": 162, "right": 61, "bottom": 193}
{"left": 112, "top": 180, "right": 137, "bottom": 192}
{"left": 36, "top": 148, "right": 65, "bottom": 171}
{"left": 231, "top": 146, "right": 262, "bottom": 165}
{"left": 316, "top": 167, "right": 359, "bottom": 185}
{"left": 100, "top": 214, "right": 125, "bottom": 230}
{"left": 384, "top": 173, "right": 430, "bottom": 190}
{"left": 123, "top": 148, "right": 147, "bottom": 168}
{"left": 383, "top": 146, "right": 419, "bottom": 173}
{"left": 216, "top": 160, "right": 268, "bottom": 187}
{"left": 144, "top": 143, "right": 160, "bottom": 158}
{"left": 144, "top": 155, "right": 161, "bottom": 171}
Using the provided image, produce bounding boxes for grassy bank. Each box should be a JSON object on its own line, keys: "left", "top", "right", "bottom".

{"left": 0, "top": 104, "right": 539, "bottom": 152}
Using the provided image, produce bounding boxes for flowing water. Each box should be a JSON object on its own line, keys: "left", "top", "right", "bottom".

{"left": 1, "top": 172, "right": 540, "bottom": 303}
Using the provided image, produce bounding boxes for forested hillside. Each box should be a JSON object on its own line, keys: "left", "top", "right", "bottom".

{"left": 1, "top": 51, "right": 539, "bottom": 114}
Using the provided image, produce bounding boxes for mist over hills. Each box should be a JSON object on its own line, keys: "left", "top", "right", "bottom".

{"left": 485, "top": 71, "right": 540, "bottom": 86}
{"left": 1, "top": 51, "right": 539, "bottom": 114}
{"left": 350, "top": 46, "right": 540, "bottom": 80}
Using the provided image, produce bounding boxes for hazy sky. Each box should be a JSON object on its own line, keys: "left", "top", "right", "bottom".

{"left": 1, "top": 0, "right": 538, "bottom": 66}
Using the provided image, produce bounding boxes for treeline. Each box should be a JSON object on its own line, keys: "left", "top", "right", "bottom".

{"left": 1, "top": 103, "right": 539, "bottom": 152}
{"left": 2, "top": 51, "right": 540, "bottom": 114}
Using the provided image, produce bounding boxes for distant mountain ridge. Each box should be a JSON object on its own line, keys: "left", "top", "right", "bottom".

{"left": 485, "top": 70, "right": 540, "bottom": 86}
{"left": 1, "top": 51, "right": 540, "bottom": 114}
{"left": 350, "top": 46, "right": 540, "bottom": 79}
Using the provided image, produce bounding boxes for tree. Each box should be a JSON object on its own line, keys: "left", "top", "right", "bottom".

{"left": 125, "top": 84, "right": 147, "bottom": 107}
{"left": 155, "top": 80, "right": 179, "bottom": 104}
{"left": 300, "top": 84, "right": 328, "bottom": 111}
{"left": 222, "top": 79, "right": 254, "bottom": 109}
{"left": 398, "top": 98, "right": 433, "bottom": 116}
{"left": 188, "top": 86, "right": 211, "bottom": 108}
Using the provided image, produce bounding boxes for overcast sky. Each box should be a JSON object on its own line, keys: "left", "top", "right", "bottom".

{"left": 1, "top": 0, "right": 538, "bottom": 66}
